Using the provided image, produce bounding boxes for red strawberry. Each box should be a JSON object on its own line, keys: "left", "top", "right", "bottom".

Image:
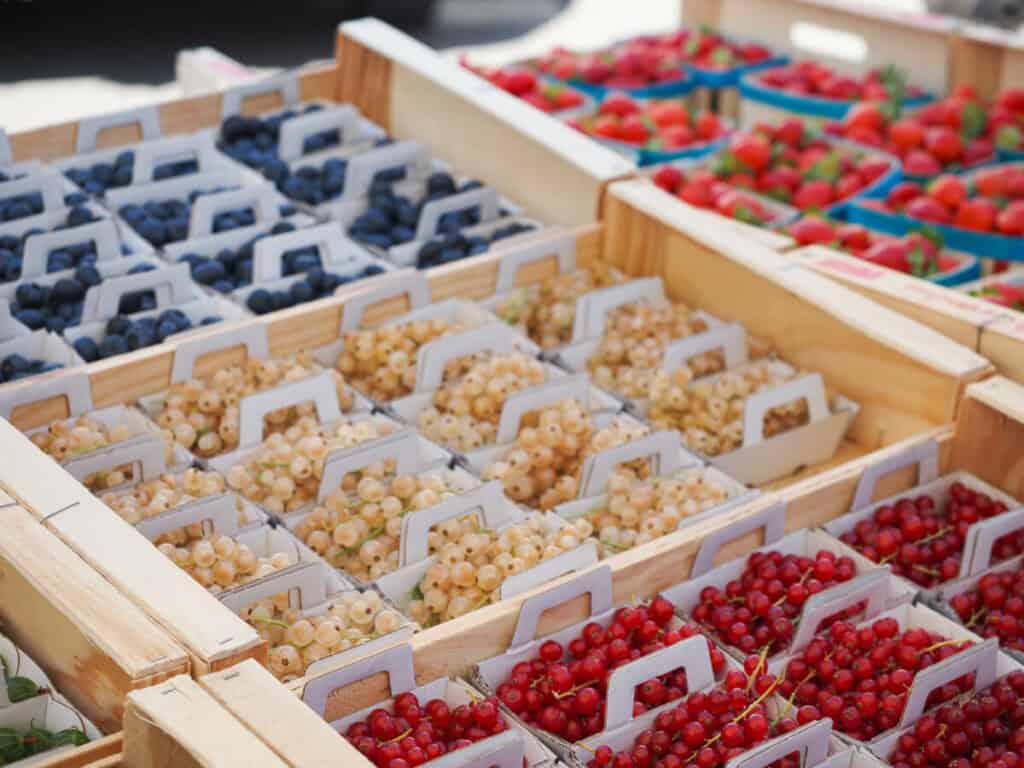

{"left": 996, "top": 201, "right": 1024, "bottom": 236}
{"left": 954, "top": 198, "right": 998, "bottom": 232}
{"left": 788, "top": 216, "right": 836, "bottom": 245}
{"left": 906, "top": 196, "right": 952, "bottom": 224}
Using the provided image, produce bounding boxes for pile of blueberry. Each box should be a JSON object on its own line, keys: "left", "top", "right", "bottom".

{"left": 218, "top": 103, "right": 341, "bottom": 173}
{"left": 11, "top": 262, "right": 158, "bottom": 333}
{"left": 0, "top": 205, "right": 106, "bottom": 282}
{"left": 64, "top": 151, "right": 199, "bottom": 197}
{"left": 244, "top": 262, "right": 387, "bottom": 315}
{"left": 415, "top": 220, "right": 538, "bottom": 269}
{"left": 348, "top": 172, "right": 485, "bottom": 250}
{"left": 72, "top": 308, "right": 222, "bottom": 362}
{"left": 261, "top": 137, "right": 397, "bottom": 207}
{"left": 0, "top": 353, "right": 64, "bottom": 383}
{"left": 177, "top": 220, "right": 299, "bottom": 293}
{"left": 118, "top": 188, "right": 297, "bottom": 247}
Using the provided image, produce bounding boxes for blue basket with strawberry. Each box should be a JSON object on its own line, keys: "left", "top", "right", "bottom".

{"left": 691, "top": 118, "right": 901, "bottom": 218}
{"left": 783, "top": 214, "right": 981, "bottom": 286}
{"left": 959, "top": 269, "right": 1024, "bottom": 312}
{"left": 991, "top": 89, "right": 1024, "bottom": 163}
{"left": 739, "top": 61, "right": 935, "bottom": 121}
{"left": 530, "top": 40, "right": 696, "bottom": 101}
{"left": 847, "top": 161, "right": 1024, "bottom": 261}
{"left": 567, "top": 92, "right": 731, "bottom": 166}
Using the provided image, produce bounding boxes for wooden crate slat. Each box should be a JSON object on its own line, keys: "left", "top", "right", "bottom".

{"left": 201, "top": 660, "right": 372, "bottom": 767}
{"left": 336, "top": 19, "right": 636, "bottom": 227}
{"left": 980, "top": 316, "right": 1024, "bottom": 385}
{"left": 0, "top": 505, "right": 187, "bottom": 732}
{"left": 31, "top": 734, "right": 124, "bottom": 768}
{"left": 0, "top": 419, "right": 265, "bottom": 676}
{"left": 122, "top": 676, "right": 288, "bottom": 768}
{"left": 951, "top": 376, "right": 1024, "bottom": 499}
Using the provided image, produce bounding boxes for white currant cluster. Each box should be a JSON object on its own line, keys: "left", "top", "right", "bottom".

{"left": 156, "top": 534, "right": 294, "bottom": 593}
{"left": 100, "top": 468, "right": 256, "bottom": 527}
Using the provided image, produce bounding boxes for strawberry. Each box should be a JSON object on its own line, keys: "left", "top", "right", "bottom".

{"left": 729, "top": 133, "right": 771, "bottom": 171}
{"left": 925, "top": 127, "right": 963, "bottom": 163}
{"left": 906, "top": 196, "right": 952, "bottom": 224}
{"left": 953, "top": 198, "right": 998, "bottom": 232}
{"left": 928, "top": 175, "right": 967, "bottom": 210}
{"left": 579, "top": 96, "right": 725, "bottom": 151}
{"left": 788, "top": 216, "right": 836, "bottom": 245}
{"left": 996, "top": 201, "right": 1024, "bottom": 236}
{"left": 652, "top": 166, "right": 684, "bottom": 193}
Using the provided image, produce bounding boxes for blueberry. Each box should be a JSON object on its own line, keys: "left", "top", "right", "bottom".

{"left": 193, "top": 261, "right": 227, "bottom": 285}
{"left": 246, "top": 288, "right": 273, "bottom": 315}
{"left": 440, "top": 246, "right": 463, "bottom": 264}
{"left": 45, "top": 316, "right": 66, "bottom": 333}
{"left": 15, "top": 283, "right": 44, "bottom": 309}
{"left": 3, "top": 354, "right": 29, "bottom": 375}
{"left": 106, "top": 316, "right": 132, "bottom": 335}
{"left": 362, "top": 233, "right": 393, "bottom": 249}
{"left": 54, "top": 278, "right": 85, "bottom": 303}
{"left": 270, "top": 221, "right": 296, "bottom": 236}
{"left": 427, "top": 172, "right": 456, "bottom": 196}
{"left": 67, "top": 206, "right": 95, "bottom": 227}
{"left": 212, "top": 279, "right": 235, "bottom": 294}
{"left": 362, "top": 263, "right": 385, "bottom": 277}
{"left": 155, "top": 320, "right": 179, "bottom": 342}
{"left": 166, "top": 219, "right": 189, "bottom": 243}
{"left": 200, "top": 316, "right": 221, "bottom": 326}
{"left": 137, "top": 220, "right": 167, "bottom": 245}
{"left": 47, "top": 251, "right": 73, "bottom": 272}
{"left": 289, "top": 280, "right": 314, "bottom": 304}
{"left": 98, "top": 334, "right": 128, "bottom": 359}
{"left": 391, "top": 225, "right": 415, "bottom": 244}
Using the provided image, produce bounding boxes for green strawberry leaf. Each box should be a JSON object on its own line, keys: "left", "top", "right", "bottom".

{"left": 961, "top": 101, "right": 987, "bottom": 141}
{"left": 710, "top": 47, "right": 734, "bottom": 67}
{"left": 733, "top": 206, "right": 763, "bottom": 226}
{"left": 907, "top": 248, "right": 937, "bottom": 278}
{"left": 762, "top": 187, "right": 792, "bottom": 203}
{"left": 914, "top": 225, "right": 945, "bottom": 250}
{"left": 52, "top": 729, "right": 89, "bottom": 748}
{"left": 879, "top": 100, "right": 902, "bottom": 122}
{"left": 684, "top": 36, "right": 701, "bottom": 57}
{"left": 804, "top": 151, "right": 841, "bottom": 183}
{"left": 879, "top": 65, "right": 908, "bottom": 108}
{"left": 7, "top": 676, "right": 40, "bottom": 703}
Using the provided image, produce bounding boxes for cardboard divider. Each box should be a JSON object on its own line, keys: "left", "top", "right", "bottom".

{"left": 80, "top": 262, "right": 196, "bottom": 324}
{"left": 499, "top": 540, "right": 600, "bottom": 600}
{"left": 75, "top": 105, "right": 162, "bottom": 153}
{"left": 188, "top": 185, "right": 280, "bottom": 239}
{"left": 849, "top": 439, "right": 941, "bottom": 511}
{"left": 0, "top": 369, "right": 92, "bottom": 421}
{"left": 341, "top": 139, "right": 434, "bottom": 203}
{"left": 316, "top": 428, "right": 424, "bottom": 502}
{"left": 961, "top": 506, "right": 1024, "bottom": 576}
{"left": 62, "top": 435, "right": 167, "bottom": 488}
{"left": 0, "top": 171, "right": 65, "bottom": 215}
{"left": 251, "top": 221, "right": 378, "bottom": 282}
{"left": 899, "top": 637, "right": 999, "bottom": 729}
{"left": 20, "top": 219, "right": 124, "bottom": 279}
{"left": 662, "top": 321, "right": 749, "bottom": 373}
{"left": 507, "top": 565, "right": 613, "bottom": 653}
{"left": 338, "top": 268, "right": 432, "bottom": 332}
{"left": 131, "top": 134, "right": 221, "bottom": 186}
{"left": 495, "top": 374, "right": 591, "bottom": 445}
{"left": 573, "top": 277, "right": 665, "bottom": 344}
{"left": 412, "top": 324, "right": 540, "bottom": 393}
{"left": 723, "top": 719, "right": 832, "bottom": 768}
{"left": 742, "top": 373, "right": 829, "bottom": 446}
{"left": 689, "top": 501, "right": 786, "bottom": 579}
{"left": 787, "top": 569, "right": 892, "bottom": 651}
{"left": 222, "top": 73, "right": 301, "bottom": 117}
{"left": 167, "top": 322, "right": 270, "bottom": 383}
{"left": 493, "top": 229, "right": 576, "bottom": 294}
{"left": 413, "top": 185, "right": 499, "bottom": 243}
{"left": 276, "top": 104, "right": 360, "bottom": 162}
{"left": 235, "top": 369, "right": 344, "bottom": 450}
{"left": 577, "top": 430, "right": 697, "bottom": 498}
{"left": 134, "top": 493, "right": 244, "bottom": 542}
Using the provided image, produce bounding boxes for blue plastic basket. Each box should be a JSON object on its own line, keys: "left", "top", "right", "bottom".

{"left": 565, "top": 70, "right": 697, "bottom": 102}
{"left": 686, "top": 55, "right": 789, "bottom": 89}
{"left": 738, "top": 68, "right": 935, "bottom": 121}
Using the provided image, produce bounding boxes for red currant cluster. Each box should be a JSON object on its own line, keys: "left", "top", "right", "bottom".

{"left": 689, "top": 550, "right": 858, "bottom": 656}
{"left": 586, "top": 667, "right": 794, "bottom": 768}
{"left": 495, "top": 598, "right": 727, "bottom": 743}
{"left": 838, "top": 483, "right": 1018, "bottom": 587}
{"left": 345, "top": 692, "right": 508, "bottom": 767}
{"left": 775, "top": 617, "right": 974, "bottom": 741}
{"left": 887, "top": 671, "right": 1024, "bottom": 768}
{"left": 950, "top": 561, "right": 1024, "bottom": 654}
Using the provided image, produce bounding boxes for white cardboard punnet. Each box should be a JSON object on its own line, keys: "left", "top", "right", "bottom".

{"left": 0, "top": 300, "right": 29, "bottom": 344}
{"left": 277, "top": 105, "right": 360, "bottom": 163}
{"left": 188, "top": 185, "right": 281, "bottom": 239}
{"left": 74, "top": 106, "right": 162, "bottom": 153}
{"left": 575, "top": 430, "right": 700, "bottom": 498}
{"left": 723, "top": 719, "right": 832, "bottom": 768}
{"left": 221, "top": 73, "right": 301, "bottom": 117}
{"left": 0, "top": 172, "right": 64, "bottom": 216}
{"left": 134, "top": 492, "right": 245, "bottom": 541}
{"left": 129, "top": 134, "right": 223, "bottom": 186}
{"left": 79, "top": 262, "right": 196, "bottom": 324}
{"left": 250, "top": 221, "right": 381, "bottom": 282}
{"left": 0, "top": 694, "right": 102, "bottom": 767}
{"left": 62, "top": 435, "right": 168, "bottom": 490}
{"left": 19, "top": 219, "right": 125, "bottom": 279}
{"left": 337, "top": 269, "right": 432, "bottom": 332}
{"left": 571, "top": 277, "right": 665, "bottom": 344}
{"left": 0, "top": 369, "right": 93, "bottom": 421}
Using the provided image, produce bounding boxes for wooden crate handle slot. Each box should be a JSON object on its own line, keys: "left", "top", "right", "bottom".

{"left": 170, "top": 323, "right": 271, "bottom": 383}
{"left": 301, "top": 641, "right": 416, "bottom": 716}
{"left": 0, "top": 369, "right": 93, "bottom": 421}
{"left": 222, "top": 73, "right": 301, "bottom": 118}
{"left": 340, "top": 269, "right": 431, "bottom": 331}
{"left": 494, "top": 229, "right": 575, "bottom": 293}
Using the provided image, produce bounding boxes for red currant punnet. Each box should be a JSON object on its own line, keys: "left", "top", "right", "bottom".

{"left": 948, "top": 560, "right": 1024, "bottom": 655}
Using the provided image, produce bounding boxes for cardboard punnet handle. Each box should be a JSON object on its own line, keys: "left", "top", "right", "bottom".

{"left": 0, "top": 172, "right": 64, "bottom": 213}
{"left": 428, "top": 729, "right": 524, "bottom": 768}
{"left": 496, "top": 374, "right": 591, "bottom": 444}
{"left": 691, "top": 501, "right": 787, "bottom": 578}
{"left": 604, "top": 636, "right": 714, "bottom": 731}
{"left": 237, "top": 370, "right": 342, "bottom": 449}
{"left": 0, "top": 370, "right": 93, "bottom": 419}
{"left": 413, "top": 186, "right": 500, "bottom": 242}
{"left": 343, "top": 140, "right": 431, "bottom": 200}
{"left": 900, "top": 638, "right": 999, "bottom": 728}
{"left": 131, "top": 134, "right": 218, "bottom": 184}
{"left": 399, "top": 481, "right": 510, "bottom": 566}
{"left": 500, "top": 540, "right": 599, "bottom": 600}
{"left": 219, "top": 561, "right": 329, "bottom": 613}
{"left": 135, "top": 493, "right": 241, "bottom": 541}
{"left": 494, "top": 229, "right": 575, "bottom": 293}
{"left": 509, "top": 564, "right": 613, "bottom": 652}
{"left": 0, "top": 300, "right": 22, "bottom": 340}
{"left": 579, "top": 431, "right": 686, "bottom": 498}
{"left": 81, "top": 262, "right": 194, "bottom": 323}
{"left": 790, "top": 569, "right": 892, "bottom": 651}
{"left": 189, "top": 185, "right": 279, "bottom": 238}
{"left": 340, "top": 269, "right": 430, "bottom": 332}
{"left": 662, "top": 322, "right": 749, "bottom": 373}
{"left": 76, "top": 106, "right": 161, "bottom": 153}
{"left": 414, "top": 325, "right": 531, "bottom": 393}
{"left": 170, "top": 323, "right": 270, "bottom": 383}
{"left": 723, "top": 719, "right": 832, "bottom": 768}
{"left": 221, "top": 73, "right": 300, "bottom": 117}
{"left": 317, "top": 429, "right": 423, "bottom": 502}
{"left": 574, "top": 278, "right": 664, "bottom": 343}
{"left": 0, "top": 128, "right": 10, "bottom": 167}
{"left": 252, "top": 221, "right": 351, "bottom": 282}
{"left": 301, "top": 642, "right": 416, "bottom": 716}
{"left": 851, "top": 440, "right": 940, "bottom": 511}
{"left": 742, "top": 373, "right": 829, "bottom": 447}
{"left": 963, "top": 507, "right": 1024, "bottom": 577}
{"left": 21, "top": 219, "right": 123, "bottom": 278}
{"left": 62, "top": 435, "right": 167, "bottom": 484}
{"left": 277, "top": 105, "right": 360, "bottom": 162}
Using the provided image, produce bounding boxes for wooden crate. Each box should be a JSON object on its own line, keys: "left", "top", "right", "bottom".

{"left": 790, "top": 246, "right": 1024, "bottom": 383}
{"left": 0, "top": 500, "right": 188, "bottom": 733}
{"left": 0, "top": 419, "right": 267, "bottom": 677}
{"left": 950, "top": 23, "right": 1024, "bottom": 102}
